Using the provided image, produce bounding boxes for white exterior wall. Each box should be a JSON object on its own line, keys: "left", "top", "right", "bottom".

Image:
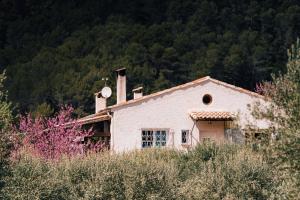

{"left": 110, "top": 81, "right": 269, "bottom": 152}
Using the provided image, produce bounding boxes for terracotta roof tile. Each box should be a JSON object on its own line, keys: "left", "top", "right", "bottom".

{"left": 190, "top": 111, "right": 235, "bottom": 120}
{"left": 78, "top": 111, "right": 111, "bottom": 124}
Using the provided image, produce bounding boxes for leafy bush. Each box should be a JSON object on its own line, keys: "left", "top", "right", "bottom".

{"left": 253, "top": 39, "right": 300, "bottom": 197}
{"left": 178, "top": 144, "right": 279, "bottom": 199}
{"left": 0, "top": 71, "right": 13, "bottom": 198}
{"left": 3, "top": 145, "right": 282, "bottom": 199}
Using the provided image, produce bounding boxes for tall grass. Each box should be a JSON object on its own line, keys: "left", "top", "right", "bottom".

{"left": 2, "top": 144, "right": 282, "bottom": 199}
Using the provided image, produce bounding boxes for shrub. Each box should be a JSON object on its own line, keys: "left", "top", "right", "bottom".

{"left": 3, "top": 145, "right": 282, "bottom": 199}
{"left": 178, "top": 144, "right": 279, "bottom": 199}
{"left": 0, "top": 71, "right": 13, "bottom": 198}
{"left": 253, "top": 39, "right": 300, "bottom": 197}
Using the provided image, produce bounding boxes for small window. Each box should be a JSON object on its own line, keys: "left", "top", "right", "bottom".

{"left": 155, "top": 130, "right": 167, "bottom": 147}
{"left": 142, "top": 130, "right": 153, "bottom": 148}
{"left": 181, "top": 130, "right": 189, "bottom": 144}
{"left": 142, "top": 129, "right": 167, "bottom": 148}
{"left": 202, "top": 94, "right": 212, "bottom": 105}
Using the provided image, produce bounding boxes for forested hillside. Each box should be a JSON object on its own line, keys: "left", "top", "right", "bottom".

{"left": 0, "top": 0, "right": 299, "bottom": 116}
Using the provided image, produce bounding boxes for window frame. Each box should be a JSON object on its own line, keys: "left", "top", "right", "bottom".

{"left": 141, "top": 128, "right": 169, "bottom": 148}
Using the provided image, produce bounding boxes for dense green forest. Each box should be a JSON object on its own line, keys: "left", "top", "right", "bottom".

{"left": 0, "top": 0, "right": 300, "bottom": 116}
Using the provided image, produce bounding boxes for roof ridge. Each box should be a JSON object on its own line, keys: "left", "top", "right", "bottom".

{"left": 109, "top": 76, "right": 211, "bottom": 109}
{"left": 208, "top": 77, "right": 264, "bottom": 98}
{"left": 107, "top": 76, "right": 264, "bottom": 110}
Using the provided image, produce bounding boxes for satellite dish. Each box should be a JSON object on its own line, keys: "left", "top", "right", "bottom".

{"left": 101, "top": 86, "right": 112, "bottom": 98}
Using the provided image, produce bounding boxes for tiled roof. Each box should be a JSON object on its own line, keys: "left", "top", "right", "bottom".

{"left": 78, "top": 110, "right": 111, "bottom": 124}
{"left": 190, "top": 111, "right": 235, "bottom": 120}
{"left": 79, "top": 76, "right": 264, "bottom": 123}
{"left": 109, "top": 76, "right": 264, "bottom": 110}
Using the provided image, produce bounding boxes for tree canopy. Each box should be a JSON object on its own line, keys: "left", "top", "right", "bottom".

{"left": 0, "top": 0, "right": 299, "bottom": 116}
{"left": 253, "top": 39, "right": 300, "bottom": 197}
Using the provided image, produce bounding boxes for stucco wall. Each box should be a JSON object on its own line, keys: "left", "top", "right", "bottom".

{"left": 110, "top": 80, "right": 269, "bottom": 152}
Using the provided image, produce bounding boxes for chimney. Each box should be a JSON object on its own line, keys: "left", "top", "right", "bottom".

{"left": 115, "top": 67, "right": 126, "bottom": 104}
{"left": 95, "top": 92, "right": 106, "bottom": 113}
{"left": 133, "top": 87, "right": 143, "bottom": 99}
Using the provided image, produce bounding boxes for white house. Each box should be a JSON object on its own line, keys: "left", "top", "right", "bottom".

{"left": 79, "top": 68, "right": 269, "bottom": 152}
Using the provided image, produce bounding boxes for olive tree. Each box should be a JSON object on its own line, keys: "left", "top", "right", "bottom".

{"left": 253, "top": 39, "right": 300, "bottom": 197}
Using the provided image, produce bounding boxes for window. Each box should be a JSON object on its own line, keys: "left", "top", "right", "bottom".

{"left": 142, "top": 130, "right": 153, "bottom": 148}
{"left": 202, "top": 94, "right": 212, "bottom": 105}
{"left": 155, "top": 130, "right": 167, "bottom": 147}
{"left": 181, "top": 130, "right": 189, "bottom": 144}
{"left": 142, "top": 129, "right": 167, "bottom": 148}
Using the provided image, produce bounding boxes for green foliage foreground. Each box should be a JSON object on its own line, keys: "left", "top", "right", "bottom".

{"left": 0, "top": 71, "right": 13, "bottom": 193}
{"left": 2, "top": 145, "right": 283, "bottom": 200}
{"left": 252, "top": 39, "right": 300, "bottom": 198}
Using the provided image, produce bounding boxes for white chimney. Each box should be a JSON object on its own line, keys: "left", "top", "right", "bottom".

{"left": 95, "top": 92, "right": 106, "bottom": 113}
{"left": 133, "top": 87, "right": 143, "bottom": 99}
{"left": 116, "top": 68, "right": 126, "bottom": 104}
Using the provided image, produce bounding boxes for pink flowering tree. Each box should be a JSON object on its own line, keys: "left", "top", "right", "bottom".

{"left": 15, "top": 106, "right": 102, "bottom": 160}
